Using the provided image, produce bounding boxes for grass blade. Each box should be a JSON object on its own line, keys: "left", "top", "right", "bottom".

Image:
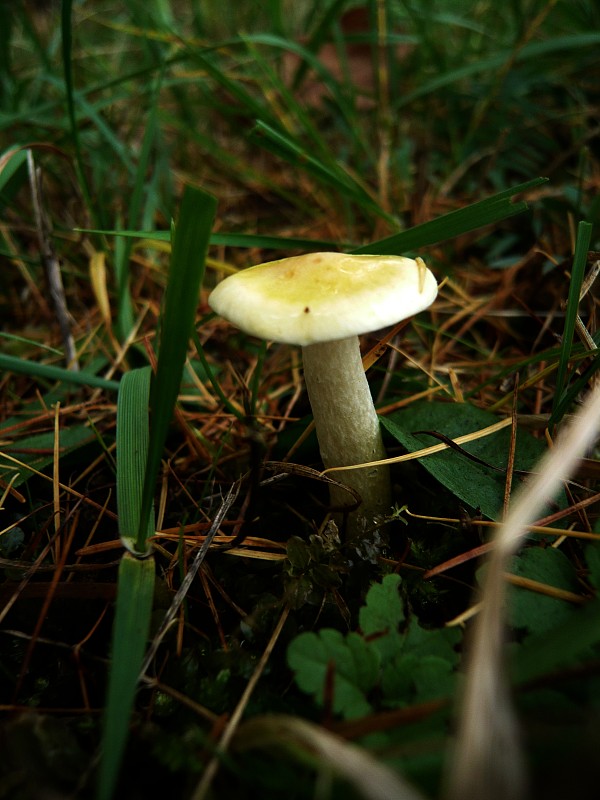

{"left": 0, "top": 353, "right": 119, "bottom": 391}
{"left": 61, "top": 0, "right": 94, "bottom": 218}
{"left": 550, "top": 220, "right": 593, "bottom": 426}
{"left": 250, "top": 120, "right": 392, "bottom": 222}
{"left": 76, "top": 228, "right": 348, "bottom": 250}
{"left": 99, "top": 187, "right": 216, "bottom": 796}
{"left": 97, "top": 553, "right": 155, "bottom": 800}
{"left": 136, "top": 185, "right": 217, "bottom": 550}
{"left": 115, "top": 68, "right": 164, "bottom": 341}
{"left": 116, "top": 366, "right": 154, "bottom": 552}
{"left": 352, "top": 178, "right": 548, "bottom": 255}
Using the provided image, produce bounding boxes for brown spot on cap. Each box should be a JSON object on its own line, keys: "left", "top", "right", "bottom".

{"left": 304, "top": 306, "right": 310, "bottom": 313}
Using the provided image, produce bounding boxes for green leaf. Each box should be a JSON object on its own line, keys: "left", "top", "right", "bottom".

{"left": 382, "top": 654, "right": 455, "bottom": 706}
{"left": 380, "top": 620, "right": 460, "bottom": 706}
{"left": 76, "top": 227, "right": 348, "bottom": 250}
{"left": 0, "top": 147, "right": 28, "bottom": 208}
{"left": 359, "top": 573, "right": 405, "bottom": 661}
{"left": 0, "top": 353, "right": 120, "bottom": 392}
{"left": 550, "top": 221, "right": 593, "bottom": 426}
{"left": 382, "top": 400, "right": 548, "bottom": 519}
{"left": 584, "top": 541, "right": 600, "bottom": 591}
{"left": 136, "top": 185, "right": 217, "bottom": 550}
{"left": 360, "top": 574, "right": 404, "bottom": 634}
{"left": 403, "top": 623, "right": 461, "bottom": 663}
{"left": 250, "top": 121, "right": 394, "bottom": 223}
{"left": 352, "top": 178, "right": 548, "bottom": 256}
{"left": 61, "top": 0, "right": 94, "bottom": 220}
{"left": 287, "top": 629, "right": 379, "bottom": 719}
{"left": 0, "top": 425, "right": 96, "bottom": 488}
{"left": 512, "top": 598, "right": 600, "bottom": 686}
{"left": 507, "top": 546, "right": 581, "bottom": 636}
{"left": 116, "top": 367, "right": 153, "bottom": 552}
{"left": 98, "top": 553, "right": 155, "bottom": 800}
{"left": 288, "top": 575, "right": 462, "bottom": 717}
{"left": 77, "top": 179, "right": 546, "bottom": 258}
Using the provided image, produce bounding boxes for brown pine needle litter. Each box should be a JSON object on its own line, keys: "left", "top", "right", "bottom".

{"left": 1, "top": 4, "right": 600, "bottom": 799}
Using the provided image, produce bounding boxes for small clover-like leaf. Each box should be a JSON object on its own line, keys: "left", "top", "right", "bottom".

{"left": 358, "top": 573, "right": 404, "bottom": 661}
{"left": 286, "top": 535, "right": 311, "bottom": 572}
{"left": 403, "top": 621, "right": 461, "bottom": 663}
{"left": 287, "top": 628, "right": 379, "bottom": 719}
{"left": 382, "top": 653, "right": 455, "bottom": 706}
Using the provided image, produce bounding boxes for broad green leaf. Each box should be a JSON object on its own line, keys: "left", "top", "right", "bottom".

{"left": 512, "top": 598, "right": 600, "bottom": 686}
{"left": 360, "top": 574, "right": 404, "bottom": 634}
{"left": 98, "top": 553, "right": 155, "bottom": 800}
{"left": 585, "top": 541, "right": 600, "bottom": 591}
{"left": 382, "top": 400, "right": 548, "bottom": 519}
{"left": 0, "top": 425, "right": 96, "bottom": 488}
{"left": 287, "top": 629, "right": 379, "bottom": 719}
{"left": 507, "top": 546, "right": 581, "bottom": 636}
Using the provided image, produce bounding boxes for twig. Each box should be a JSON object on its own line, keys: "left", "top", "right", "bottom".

{"left": 27, "top": 150, "right": 78, "bottom": 370}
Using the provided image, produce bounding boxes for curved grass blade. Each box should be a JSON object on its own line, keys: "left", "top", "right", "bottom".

{"left": 352, "top": 178, "right": 548, "bottom": 256}
{"left": 76, "top": 228, "right": 346, "bottom": 250}
{"left": 77, "top": 179, "right": 546, "bottom": 265}
{"left": 0, "top": 353, "right": 119, "bottom": 391}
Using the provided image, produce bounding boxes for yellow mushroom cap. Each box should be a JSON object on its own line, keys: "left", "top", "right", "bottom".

{"left": 208, "top": 252, "right": 437, "bottom": 346}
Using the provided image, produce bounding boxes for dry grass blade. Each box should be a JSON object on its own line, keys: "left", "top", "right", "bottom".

{"left": 322, "top": 417, "right": 513, "bottom": 474}
{"left": 444, "top": 381, "right": 600, "bottom": 800}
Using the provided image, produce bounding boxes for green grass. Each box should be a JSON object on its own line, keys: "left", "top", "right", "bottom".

{"left": 0, "top": 1, "right": 599, "bottom": 798}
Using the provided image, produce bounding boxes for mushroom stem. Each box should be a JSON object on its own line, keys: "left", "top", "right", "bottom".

{"left": 302, "top": 336, "right": 391, "bottom": 536}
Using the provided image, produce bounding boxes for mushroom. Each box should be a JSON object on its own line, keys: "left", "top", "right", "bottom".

{"left": 208, "top": 252, "right": 437, "bottom": 537}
